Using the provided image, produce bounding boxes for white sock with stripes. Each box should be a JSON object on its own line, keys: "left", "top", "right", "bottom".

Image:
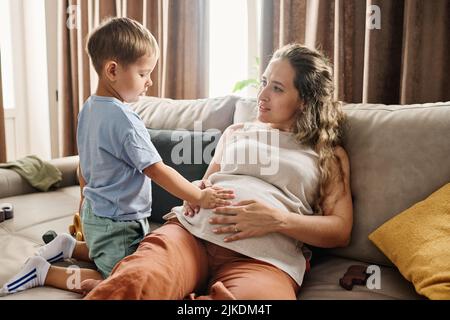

{"left": 36, "top": 233, "right": 76, "bottom": 263}
{"left": 0, "top": 256, "right": 50, "bottom": 296}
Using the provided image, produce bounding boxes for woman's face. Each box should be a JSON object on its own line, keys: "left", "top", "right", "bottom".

{"left": 257, "top": 58, "right": 302, "bottom": 131}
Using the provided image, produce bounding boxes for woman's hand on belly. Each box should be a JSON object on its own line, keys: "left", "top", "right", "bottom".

{"left": 209, "top": 200, "right": 286, "bottom": 242}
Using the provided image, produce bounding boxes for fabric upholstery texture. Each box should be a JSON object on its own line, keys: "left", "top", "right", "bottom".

{"left": 331, "top": 102, "right": 450, "bottom": 266}
{"left": 148, "top": 129, "right": 221, "bottom": 223}
{"left": 233, "top": 98, "right": 258, "bottom": 124}
{"left": 131, "top": 96, "right": 240, "bottom": 132}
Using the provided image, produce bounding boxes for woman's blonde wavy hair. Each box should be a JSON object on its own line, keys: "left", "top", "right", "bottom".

{"left": 271, "top": 43, "right": 346, "bottom": 214}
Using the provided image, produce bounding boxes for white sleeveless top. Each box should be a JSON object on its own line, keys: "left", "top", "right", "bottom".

{"left": 171, "top": 122, "right": 320, "bottom": 286}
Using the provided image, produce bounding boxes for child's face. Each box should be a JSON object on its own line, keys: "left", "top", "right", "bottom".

{"left": 114, "top": 54, "right": 158, "bottom": 103}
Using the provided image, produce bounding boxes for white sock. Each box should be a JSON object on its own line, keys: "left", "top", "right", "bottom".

{"left": 36, "top": 233, "right": 76, "bottom": 263}
{"left": 0, "top": 256, "right": 50, "bottom": 296}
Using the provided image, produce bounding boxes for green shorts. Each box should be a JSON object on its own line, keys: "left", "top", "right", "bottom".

{"left": 81, "top": 199, "right": 150, "bottom": 278}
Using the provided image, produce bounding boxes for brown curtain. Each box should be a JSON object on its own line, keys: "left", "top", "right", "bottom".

{"left": 164, "top": 0, "right": 209, "bottom": 98}
{"left": 57, "top": 0, "right": 209, "bottom": 157}
{"left": 0, "top": 53, "right": 6, "bottom": 163}
{"left": 260, "top": 0, "right": 450, "bottom": 105}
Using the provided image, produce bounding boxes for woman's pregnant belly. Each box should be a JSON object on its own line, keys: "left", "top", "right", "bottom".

{"left": 171, "top": 173, "right": 308, "bottom": 287}
{"left": 175, "top": 173, "right": 293, "bottom": 237}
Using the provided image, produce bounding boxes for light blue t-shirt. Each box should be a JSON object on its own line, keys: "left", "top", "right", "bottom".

{"left": 77, "top": 95, "right": 162, "bottom": 221}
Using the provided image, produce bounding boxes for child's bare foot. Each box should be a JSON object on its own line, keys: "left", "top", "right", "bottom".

{"left": 80, "top": 279, "right": 103, "bottom": 296}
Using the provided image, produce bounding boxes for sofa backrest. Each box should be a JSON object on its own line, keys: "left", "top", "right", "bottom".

{"left": 335, "top": 102, "right": 450, "bottom": 265}
{"left": 131, "top": 95, "right": 239, "bottom": 132}
{"left": 132, "top": 96, "right": 450, "bottom": 266}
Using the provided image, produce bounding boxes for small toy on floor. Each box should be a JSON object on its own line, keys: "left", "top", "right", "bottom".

{"left": 339, "top": 265, "right": 370, "bottom": 290}
{"left": 42, "top": 230, "right": 58, "bottom": 244}
{"left": 68, "top": 212, "right": 84, "bottom": 241}
{"left": 0, "top": 203, "right": 14, "bottom": 223}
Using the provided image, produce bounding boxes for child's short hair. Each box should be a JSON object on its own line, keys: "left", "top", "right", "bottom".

{"left": 86, "top": 17, "right": 159, "bottom": 74}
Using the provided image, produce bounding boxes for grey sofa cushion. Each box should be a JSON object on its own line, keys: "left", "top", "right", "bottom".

{"left": 48, "top": 156, "right": 79, "bottom": 188}
{"left": 331, "top": 102, "right": 450, "bottom": 266}
{"left": 148, "top": 129, "right": 221, "bottom": 223}
{"left": 233, "top": 98, "right": 258, "bottom": 124}
{"left": 298, "top": 256, "right": 423, "bottom": 300}
{"left": 131, "top": 96, "right": 240, "bottom": 132}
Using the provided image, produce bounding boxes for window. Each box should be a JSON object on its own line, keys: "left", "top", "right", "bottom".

{"left": 0, "top": 0, "right": 52, "bottom": 161}
{"left": 208, "top": 0, "right": 260, "bottom": 98}
{"left": 0, "top": 0, "right": 16, "bottom": 109}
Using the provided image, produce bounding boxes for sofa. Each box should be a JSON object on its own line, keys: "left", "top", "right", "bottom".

{"left": 1, "top": 95, "right": 449, "bottom": 300}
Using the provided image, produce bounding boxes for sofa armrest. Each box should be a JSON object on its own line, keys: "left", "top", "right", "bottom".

{"left": 0, "top": 155, "right": 80, "bottom": 199}
{"left": 0, "top": 168, "right": 36, "bottom": 198}
{"left": 48, "top": 155, "right": 80, "bottom": 188}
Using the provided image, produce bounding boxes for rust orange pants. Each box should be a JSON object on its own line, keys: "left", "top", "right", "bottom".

{"left": 85, "top": 219, "right": 300, "bottom": 300}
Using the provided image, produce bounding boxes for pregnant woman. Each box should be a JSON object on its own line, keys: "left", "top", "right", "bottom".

{"left": 83, "top": 43, "right": 353, "bottom": 300}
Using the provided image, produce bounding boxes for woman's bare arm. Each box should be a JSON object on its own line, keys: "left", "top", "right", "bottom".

{"left": 276, "top": 146, "right": 353, "bottom": 247}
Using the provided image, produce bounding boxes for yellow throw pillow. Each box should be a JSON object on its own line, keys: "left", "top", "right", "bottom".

{"left": 368, "top": 183, "right": 450, "bottom": 300}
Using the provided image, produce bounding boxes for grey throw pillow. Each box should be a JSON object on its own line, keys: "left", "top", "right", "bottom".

{"left": 132, "top": 96, "right": 239, "bottom": 132}
{"left": 147, "top": 128, "right": 221, "bottom": 223}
